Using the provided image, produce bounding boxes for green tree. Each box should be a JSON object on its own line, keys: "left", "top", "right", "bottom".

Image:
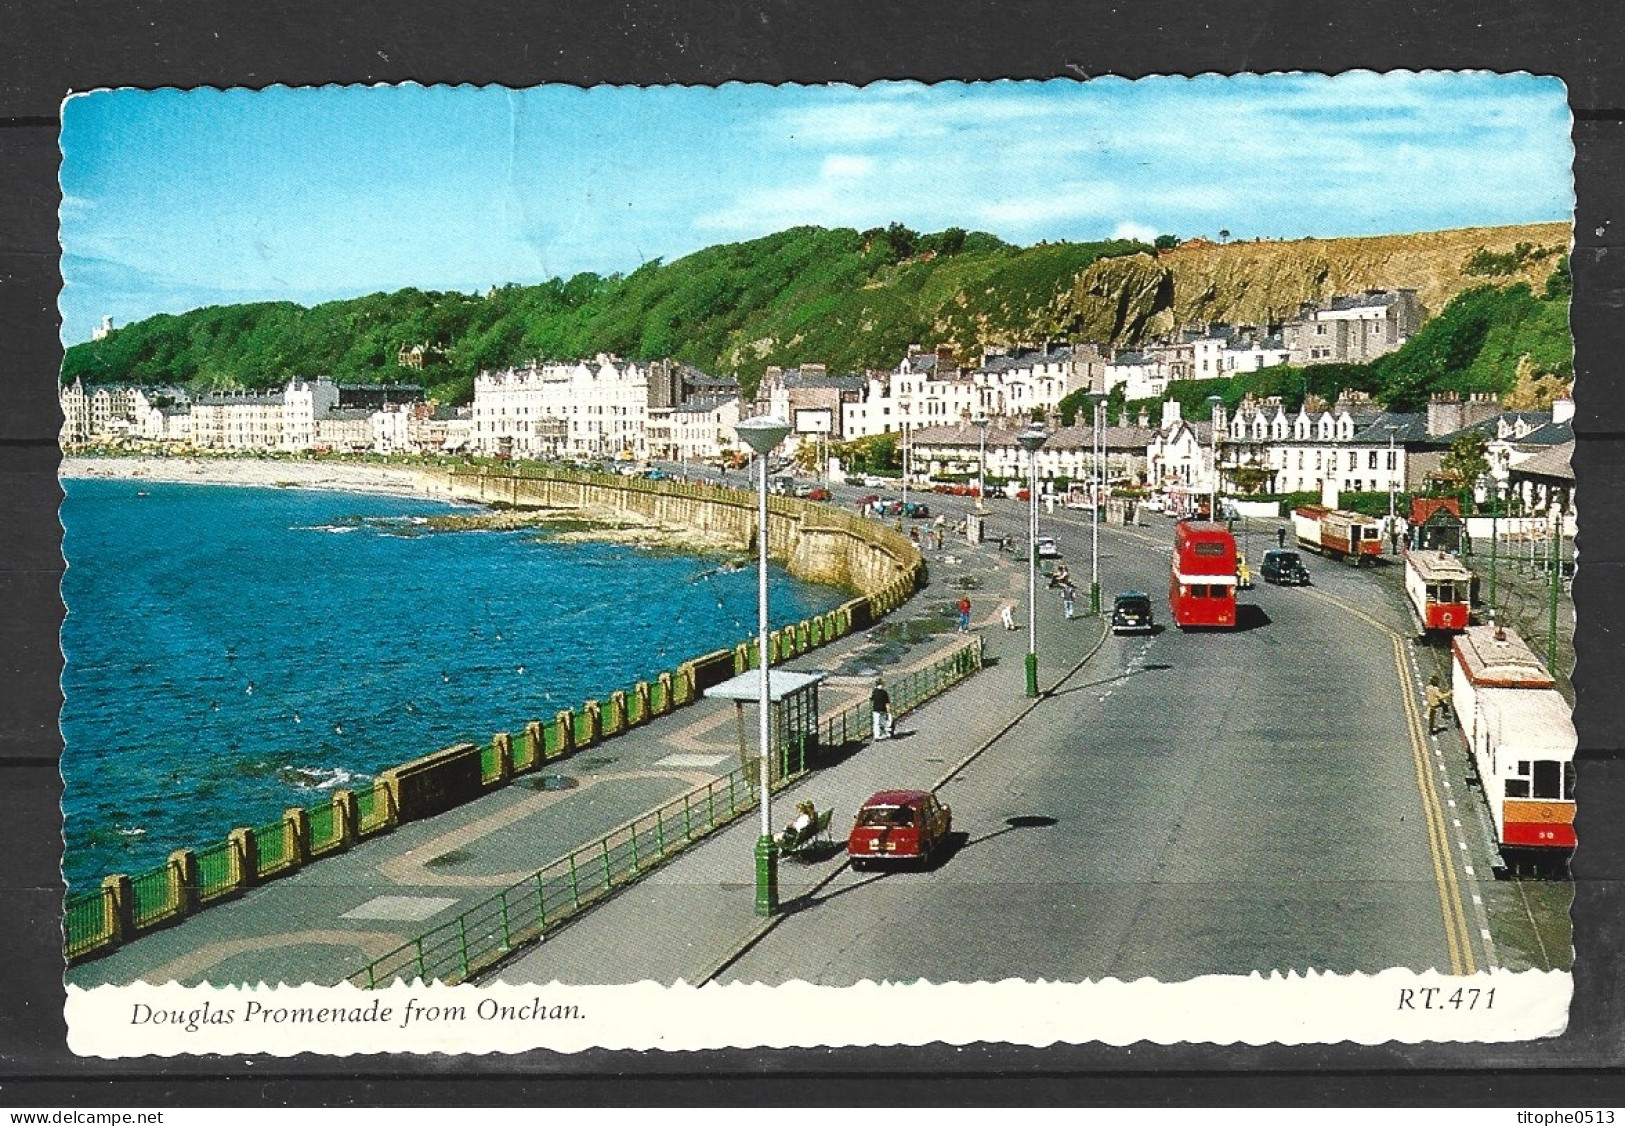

{"left": 1154, "top": 234, "right": 1180, "bottom": 250}
{"left": 1438, "top": 430, "right": 1491, "bottom": 500}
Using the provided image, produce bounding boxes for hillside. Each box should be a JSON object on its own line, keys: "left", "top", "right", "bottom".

{"left": 63, "top": 221, "right": 1570, "bottom": 407}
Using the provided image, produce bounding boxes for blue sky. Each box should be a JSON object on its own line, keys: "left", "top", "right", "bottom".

{"left": 59, "top": 73, "right": 1573, "bottom": 344}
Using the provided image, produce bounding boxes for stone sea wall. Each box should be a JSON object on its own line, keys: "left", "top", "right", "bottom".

{"left": 65, "top": 464, "right": 925, "bottom": 963}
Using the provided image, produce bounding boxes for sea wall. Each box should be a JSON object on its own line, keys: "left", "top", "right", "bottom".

{"left": 437, "top": 464, "right": 920, "bottom": 593}
{"left": 64, "top": 465, "right": 926, "bottom": 963}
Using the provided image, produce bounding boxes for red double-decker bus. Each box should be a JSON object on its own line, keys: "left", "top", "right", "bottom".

{"left": 1170, "top": 520, "right": 1238, "bottom": 629}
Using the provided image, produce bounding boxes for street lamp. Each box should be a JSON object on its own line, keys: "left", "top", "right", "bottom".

{"left": 1385, "top": 425, "right": 1399, "bottom": 554}
{"left": 974, "top": 414, "right": 991, "bottom": 513}
{"left": 1090, "top": 399, "right": 1103, "bottom": 615}
{"left": 1018, "top": 424, "right": 1049, "bottom": 698}
{"left": 1206, "top": 395, "right": 1224, "bottom": 521}
{"left": 900, "top": 421, "right": 910, "bottom": 513}
{"left": 1479, "top": 471, "right": 1502, "bottom": 621}
{"left": 734, "top": 413, "right": 792, "bottom": 917}
{"left": 1548, "top": 503, "right": 1564, "bottom": 672}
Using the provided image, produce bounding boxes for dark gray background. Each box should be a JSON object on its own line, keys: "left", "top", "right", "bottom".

{"left": 1, "top": 0, "right": 1622, "bottom": 1105}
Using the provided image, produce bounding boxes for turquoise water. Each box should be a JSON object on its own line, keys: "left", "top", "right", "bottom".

{"left": 60, "top": 478, "right": 845, "bottom": 888}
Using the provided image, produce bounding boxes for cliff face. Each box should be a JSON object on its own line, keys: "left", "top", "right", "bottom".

{"left": 1045, "top": 222, "right": 1569, "bottom": 348}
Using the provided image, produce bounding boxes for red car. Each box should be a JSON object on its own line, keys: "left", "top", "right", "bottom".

{"left": 848, "top": 789, "right": 953, "bottom": 870}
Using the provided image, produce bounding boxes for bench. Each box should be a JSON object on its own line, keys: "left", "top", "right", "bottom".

{"left": 779, "top": 808, "right": 835, "bottom": 857}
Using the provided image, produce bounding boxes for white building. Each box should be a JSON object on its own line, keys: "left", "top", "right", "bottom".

{"left": 472, "top": 355, "right": 650, "bottom": 460}
{"left": 837, "top": 344, "right": 1104, "bottom": 443}
{"left": 668, "top": 395, "right": 743, "bottom": 463}
{"left": 1283, "top": 289, "right": 1423, "bottom": 365}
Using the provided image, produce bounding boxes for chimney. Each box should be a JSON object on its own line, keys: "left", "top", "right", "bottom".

{"left": 1427, "top": 392, "right": 1463, "bottom": 437}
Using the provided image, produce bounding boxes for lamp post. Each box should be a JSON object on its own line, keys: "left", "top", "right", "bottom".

{"left": 900, "top": 421, "right": 910, "bottom": 513}
{"left": 1385, "top": 426, "right": 1398, "bottom": 554}
{"left": 1207, "top": 395, "right": 1224, "bottom": 521}
{"left": 1548, "top": 503, "right": 1563, "bottom": 672}
{"left": 1487, "top": 474, "right": 1501, "bottom": 619}
{"left": 974, "top": 414, "right": 991, "bottom": 513}
{"left": 1018, "top": 425, "right": 1049, "bottom": 697}
{"left": 734, "top": 413, "right": 792, "bottom": 917}
{"left": 1091, "top": 399, "right": 1102, "bottom": 616}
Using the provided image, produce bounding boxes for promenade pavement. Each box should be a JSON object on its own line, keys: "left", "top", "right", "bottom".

{"left": 69, "top": 498, "right": 1090, "bottom": 988}
{"left": 494, "top": 503, "right": 1109, "bottom": 987}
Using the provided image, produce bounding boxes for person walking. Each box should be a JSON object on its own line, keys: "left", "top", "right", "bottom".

{"left": 1426, "top": 675, "right": 1452, "bottom": 735}
{"left": 870, "top": 677, "right": 892, "bottom": 740}
{"left": 1277, "top": 525, "right": 1287, "bottom": 548}
{"left": 1062, "top": 585, "right": 1076, "bottom": 620}
{"left": 956, "top": 595, "right": 972, "bottom": 633}
{"left": 1001, "top": 602, "right": 1017, "bottom": 630}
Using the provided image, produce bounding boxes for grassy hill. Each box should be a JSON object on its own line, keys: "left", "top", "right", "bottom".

{"left": 64, "top": 221, "right": 1570, "bottom": 408}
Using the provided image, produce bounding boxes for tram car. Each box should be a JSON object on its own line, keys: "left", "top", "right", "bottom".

{"left": 1404, "top": 548, "right": 1474, "bottom": 635}
{"left": 1291, "top": 504, "right": 1384, "bottom": 564}
{"left": 1170, "top": 520, "right": 1238, "bottom": 629}
{"left": 1451, "top": 623, "right": 1575, "bottom": 874}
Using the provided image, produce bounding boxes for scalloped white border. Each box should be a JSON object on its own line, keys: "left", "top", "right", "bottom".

{"left": 67, "top": 969, "right": 1569, "bottom": 1056}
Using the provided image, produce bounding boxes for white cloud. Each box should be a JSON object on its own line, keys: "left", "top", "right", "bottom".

{"left": 1113, "top": 221, "right": 1161, "bottom": 243}
{"left": 821, "top": 154, "right": 875, "bottom": 179}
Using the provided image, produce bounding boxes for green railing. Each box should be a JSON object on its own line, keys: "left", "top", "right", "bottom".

{"left": 64, "top": 888, "right": 113, "bottom": 959}
{"left": 350, "top": 635, "right": 983, "bottom": 988}
{"left": 65, "top": 464, "right": 928, "bottom": 964}
{"left": 129, "top": 865, "right": 177, "bottom": 929}
{"left": 196, "top": 840, "right": 237, "bottom": 902}
{"left": 352, "top": 767, "right": 756, "bottom": 987}
{"left": 255, "top": 818, "right": 294, "bottom": 876}
{"left": 308, "top": 802, "right": 341, "bottom": 856}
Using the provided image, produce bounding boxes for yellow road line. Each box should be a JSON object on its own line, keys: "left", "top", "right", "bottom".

{"left": 1392, "top": 634, "right": 1477, "bottom": 975}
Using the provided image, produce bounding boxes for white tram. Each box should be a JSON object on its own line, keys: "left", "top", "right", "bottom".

{"left": 1450, "top": 624, "right": 1575, "bottom": 873}
{"left": 1404, "top": 548, "right": 1473, "bottom": 635}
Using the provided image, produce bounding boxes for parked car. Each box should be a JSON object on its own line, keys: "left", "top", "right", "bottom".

{"left": 1036, "top": 536, "right": 1062, "bottom": 559}
{"left": 848, "top": 790, "right": 953, "bottom": 870}
{"left": 804, "top": 487, "right": 831, "bottom": 502}
{"left": 1110, "top": 591, "right": 1155, "bottom": 634}
{"left": 1260, "top": 548, "right": 1311, "bottom": 585}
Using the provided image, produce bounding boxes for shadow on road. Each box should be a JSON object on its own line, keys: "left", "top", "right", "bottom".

{"left": 782, "top": 814, "right": 1059, "bottom": 912}
{"left": 1048, "top": 663, "right": 1173, "bottom": 699}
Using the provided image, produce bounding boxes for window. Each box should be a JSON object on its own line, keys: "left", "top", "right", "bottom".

{"left": 1194, "top": 542, "right": 1227, "bottom": 556}
{"left": 1348, "top": 451, "right": 1357, "bottom": 471}
{"left": 1532, "top": 760, "right": 1563, "bottom": 800}
{"left": 1388, "top": 450, "right": 1398, "bottom": 471}
{"left": 1369, "top": 450, "right": 1379, "bottom": 470}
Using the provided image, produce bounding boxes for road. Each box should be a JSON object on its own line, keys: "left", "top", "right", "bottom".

{"left": 708, "top": 498, "right": 1570, "bottom": 985}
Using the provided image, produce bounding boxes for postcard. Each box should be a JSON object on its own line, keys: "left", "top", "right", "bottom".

{"left": 57, "top": 74, "right": 1576, "bottom": 1057}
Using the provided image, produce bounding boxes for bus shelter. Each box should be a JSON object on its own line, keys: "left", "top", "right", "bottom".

{"left": 704, "top": 668, "right": 827, "bottom": 784}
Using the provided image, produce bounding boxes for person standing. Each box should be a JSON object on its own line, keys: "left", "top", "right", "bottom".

{"left": 871, "top": 677, "right": 892, "bottom": 740}
{"left": 1062, "top": 585, "right": 1076, "bottom": 620}
{"left": 1001, "top": 602, "right": 1017, "bottom": 630}
{"left": 1277, "top": 525, "right": 1287, "bottom": 548}
{"left": 956, "top": 595, "right": 972, "bottom": 633}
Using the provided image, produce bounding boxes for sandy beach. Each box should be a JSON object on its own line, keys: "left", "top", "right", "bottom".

{"left": 60, "top": 456, "right": 453, "bottom": 500}
{"left": 60, "top": 456, "right": 745, "bottom": 556}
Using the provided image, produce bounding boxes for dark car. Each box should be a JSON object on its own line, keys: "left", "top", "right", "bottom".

{"left": 1110, "top": 591, "right": 1155, "bottom": 634}
{"left": 1260, "top": 548, "right": 1310, "bottom": 585}
{"left": 848, "top": 789, "right": 953, "bottom": 870}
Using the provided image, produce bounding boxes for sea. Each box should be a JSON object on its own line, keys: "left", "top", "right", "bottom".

{"left": 59, "top": 478, "right": 847, "bottom": 889}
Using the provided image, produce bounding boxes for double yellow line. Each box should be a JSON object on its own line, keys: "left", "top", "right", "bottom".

{"left": 1391, "top": 634, "right": 1477, "bottom": 975}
